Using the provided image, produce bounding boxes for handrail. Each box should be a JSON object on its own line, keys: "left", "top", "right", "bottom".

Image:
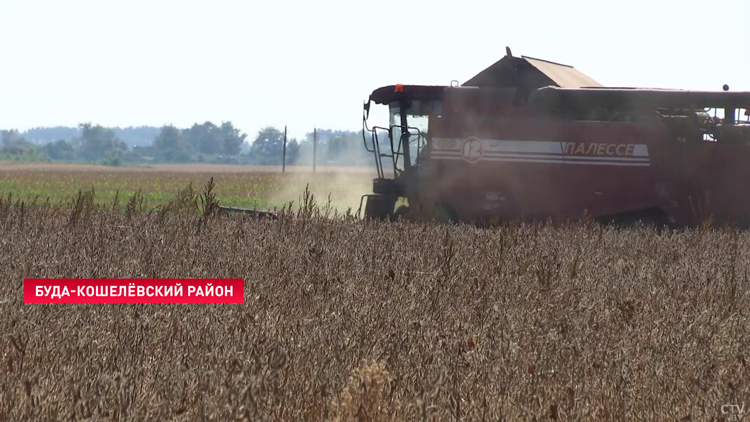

{"left": 363, "top": 110, "right": 425, "bottom": 179}
{"left": 362, "top": 111, "right": 386, "bottom": 178}
{"left": 388, "top": 125, "right": 422, "bottom": 176}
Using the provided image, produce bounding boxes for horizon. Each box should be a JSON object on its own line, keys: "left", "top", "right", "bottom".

{"left": 1, "top": 0, "right": 748, "bottom": 141}
{"left": 5, "top": 124, "right": 358, "bottom": 146}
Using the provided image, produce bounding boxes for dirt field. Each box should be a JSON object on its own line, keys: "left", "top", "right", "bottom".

{"left": 0, "top": 192, "right": 748, "bottom": 421}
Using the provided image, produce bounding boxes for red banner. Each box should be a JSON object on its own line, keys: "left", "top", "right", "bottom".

{"left": 24, "top": 279, "right": 245, "bottom": 303}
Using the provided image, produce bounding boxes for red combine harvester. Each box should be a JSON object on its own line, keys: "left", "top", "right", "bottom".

{"left": 360, "top": 48, "right": 750, "bottom": 227}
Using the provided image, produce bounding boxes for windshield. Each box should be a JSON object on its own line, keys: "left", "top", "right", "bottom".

{"left": 389, "top": 102, "right": 433, "bottom": 170}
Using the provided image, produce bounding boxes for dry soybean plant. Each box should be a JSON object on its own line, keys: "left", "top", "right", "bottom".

{"left": 0, "top": 182, "right": 748, "bottom": 421}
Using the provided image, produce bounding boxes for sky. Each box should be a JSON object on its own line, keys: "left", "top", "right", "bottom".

{"left": 1, "top": 0, "right": 748, "bottom": 141}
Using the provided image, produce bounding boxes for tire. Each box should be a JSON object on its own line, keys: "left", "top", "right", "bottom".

{"left": 364, "top": 195, "right": 396, "bottom": 220}
{"left": 391, "top": 205, "right": 412, "bottom": 222}
{"left": 432, "top": 203, "right": 458, "bottom": 224}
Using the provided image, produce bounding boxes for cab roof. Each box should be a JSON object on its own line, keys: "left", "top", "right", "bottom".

{"left": 369, "top": 84, "right": 447, "bottom": 105}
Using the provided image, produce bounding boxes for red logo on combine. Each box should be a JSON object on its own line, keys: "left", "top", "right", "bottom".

{"left": 461, "top": 137, "right": 483, "bottom": 163}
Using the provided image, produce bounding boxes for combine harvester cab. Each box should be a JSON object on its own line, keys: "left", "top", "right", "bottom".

{"left": 361, "top": 48, "right": 750, "bottom": 227}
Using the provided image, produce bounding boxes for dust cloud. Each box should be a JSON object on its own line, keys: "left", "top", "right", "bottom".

{"left": 266, "top": 166, "right": 379, "bottom": 216}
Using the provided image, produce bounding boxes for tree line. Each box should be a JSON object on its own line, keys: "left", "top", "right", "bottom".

{"left": 1, "top": 122, "right": 377, "bottom": 167}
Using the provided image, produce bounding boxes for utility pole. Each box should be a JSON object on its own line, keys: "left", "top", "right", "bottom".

{"left": 282, "top": 125, "right": 287, "bottom": 173}
{"left": 313, "top": 127, "right": 317, "bottom": 173}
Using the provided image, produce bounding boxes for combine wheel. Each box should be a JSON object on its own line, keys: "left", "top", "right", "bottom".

{"left": 432, "top": 203, "right": 458, "bottom": 224}
{"left": 363, "top": 194, "right": 397, "bottom": 220}
{"left": 387, "top": 202, "right": 457, "bottom": 224}
{"left": 391, "top": 205, "right": 413, "bottom": 222}
{"left": 596, "top": 208, "right": 671, "bottom": 231}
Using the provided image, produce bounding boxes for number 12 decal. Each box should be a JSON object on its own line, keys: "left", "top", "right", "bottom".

{"left": 461, "top": 137, "right": 483, "bottom": 163}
